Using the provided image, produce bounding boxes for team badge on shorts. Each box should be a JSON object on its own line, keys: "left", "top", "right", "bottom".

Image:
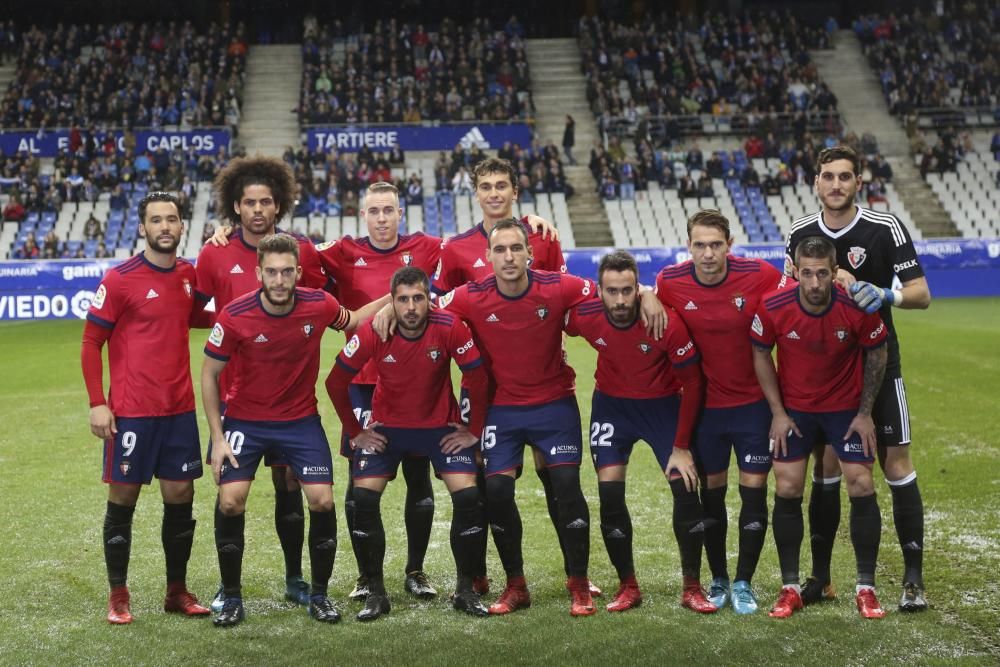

{"left": 426, "top": 346, "right": 442, "bottom": 362}
{"left": 847, "top": 246, "right": 867, "bottom": 269}
{"left": 536, "top": 305, "right": 549, "bottom": 320}
{"left": 303, "top": 323, "right": 314, "bottom": 337}
{"left": 358, "top": 458, "right": 368, "bottom": 470}
{"left": 834, "top": 326, "right": 849, "bottom": 343}
{"left": 731, "top": 293, "right": 746, "bottom": 312}
{"left": 120, "top": 461, "right": 131, "bottom": 476}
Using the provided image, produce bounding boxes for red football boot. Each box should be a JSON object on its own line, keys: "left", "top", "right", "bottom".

{"left": 108, "top": 586, "right": 133, "bottom": 625}
{"left": 488, "top": 577, "right": 531, "bottom": 615}
{"left": 567, "top": 576, "right": 596, "bottom": 616}
{"left": 768, "top": 586, "right": 804, "bottom": 618}
{"left": 606, "top": 578, "right": 642, "bottom": 612}
{"left": 681, "top": 582, "right": 719, "bottom": 614}
{"left": 164, "top": 584, "right": 211, "bottom": 616}
{"left": 856, "top": 587, "right": 886, "bottom": 619}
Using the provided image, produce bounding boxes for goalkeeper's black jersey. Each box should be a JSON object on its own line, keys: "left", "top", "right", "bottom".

{"left": 784, "top": 206, "right": 925, "bottom": 376}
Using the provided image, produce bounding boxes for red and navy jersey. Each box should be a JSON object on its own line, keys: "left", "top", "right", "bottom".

{"left": 657, "top": 256, "right": 786, "bottom": 408}
{"left": 441, "top": 269, "right": 594, "bottom": 406}
{"left": 204, "top": 287, "right": 350, "bottom": 421}
{"left": 565, "top": 302, "right": 699, "bottom": 399}
{"left": 750, "top": 283, "right": 888, "bottom": 412}
{"left": 317, "top": 232, "right": 441, "bottom": 385}
{"left": 432, "top": 218, "right": 566, "bottom": 294}
{"left": 86, "top": 254, "right": 203, "bottom": 417}
{"left": 334, "top": 312, "right": 481, "bottom": 428}
{"left": 195, "top": 227, "right": 328, "bottom": 309}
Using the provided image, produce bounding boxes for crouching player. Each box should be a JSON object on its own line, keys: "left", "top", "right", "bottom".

{"left": 751, "top": 236, "right": 889, "bottom": 619}
{"left": 326, "top": 267, "right": 491, "bottom": 621}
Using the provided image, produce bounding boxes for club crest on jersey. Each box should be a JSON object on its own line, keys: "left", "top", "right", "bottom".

{"left": 536, "top": 305, "right": 549, "bottom": 320}
{"left": 120, "top": 462, "right": 131, "bottom": 476}
{"left": 731, "top": 293, "right": 746, "bottom": 312}
{"left": 182, "top": 278, "right": 192, "bottom": 298}
{"left": 847, "top": 246, "right": 867, "bottom": 269}
{"left": 637, "top": 343, "right": 652, "bottom": 354}
{"left": 401, "top": 252, "right": 413, "bottom": 266}
{"left": 426, "top": 346, "right": 442, "bottom": 363}
{"left": 834, "top": 327, "right": 849, "bottom": 343}
{"left": 303, "top": 323, "right": 314, "bottom": 337}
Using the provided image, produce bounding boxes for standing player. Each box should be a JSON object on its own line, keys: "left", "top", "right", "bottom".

{"left": 81, "top": 192, "right": 211, "bottom": 624}
{"left": 201, "top": 233, "right": 388, "bottom": 627}
{"left": 565, "top": 250, "right": 715, "bottom": 614}
{"left": 657, "top": 210, "right": 787, "bottom": 614}
{"left": 752, "top": 235, "right": 889, "bottom": 619}
{"left": 786, "top": 146, "right": 931, "bottom": 611}
{"left": 325, "top": 267, "right": 491, "bottom": 620}
{"left": 197, "top": 155, "right": 330, "bottom": 610}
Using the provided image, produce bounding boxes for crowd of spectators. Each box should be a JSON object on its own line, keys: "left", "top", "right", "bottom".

{"left": 579, "top": 11, "right": 837, "bottom": 136}
{"left": 298, "top": 15, "right": 533, "bottom": 125}
{"left": 858, "top": 3, "right": 997, "bottom": 115}
{"left": 1, "top": 20, "right": 247, "bottom": 132}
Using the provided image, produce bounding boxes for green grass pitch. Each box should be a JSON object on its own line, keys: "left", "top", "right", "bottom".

{"left": 0, "top": 297, "right": 997, "bottom": 665}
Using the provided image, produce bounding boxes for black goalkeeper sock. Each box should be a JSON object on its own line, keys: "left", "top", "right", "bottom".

{"left": 402, "top": 456, "right": 434, "bottom": 574}
{"left": 352, "top": 487, "right": 386, "bottom": 594}
{"left": 161, "top": 501, "right": 195, "bottom": 585}
{"left": 773, "top": 495, "right": 804, "bottom": 586}
{"left": 308, "top": 509, "right": 337, "bottom": 598}
{"left": 700, "top": 485, "right": 729, "bottom": 580}
{"left": 344, "top": 466, "right": 364, "bottom": 577}
{"left": 215, "top": 504, "right": 245, "bottom": 599}
{"left": 550, "top": 466, "right": 590, "bottom": 578}
{"left": 450, "top": 487, "right": 486, "bottom": 587}
{"left": 273, "top": 487, "right": 305, "bottom": 579}
{"left": 850, "top": 493, "right": 881, "bottom": 587}
{"left": 536, "top": 466, "right": 570, "bottom": 576}
{"left": 599, "top": 481, "right": 634, "bottom": 580}
{"left": 473, "top": 467, "right": 489, "bottom": 578}
{"left": 669, "top": 478, "right": 706, "bottom": 580}
{"left": 889, "top": 477, "right": 924, "bottom": 586}
{"left": 103, "top": 501, "right": 136, "bottom": 589}
{"left": 734, "top": 485, "right": 768, "bottom": 584}
{"left": 808, "top": 476, "right": 841, "bottom": 583}
{"left": 486, "top": 474, "right": 523, "bottom": 578}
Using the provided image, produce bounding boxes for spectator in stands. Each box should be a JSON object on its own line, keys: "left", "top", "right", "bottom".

{"left": 17, "top": 232, "right": 40, "bottom": 259}
{"left": 3, "top": 192, "right": 26, "bottom": 222}
{"left": 405, "top": 174, "right": 423, "bottom": 206}
{"left": 388, "top": 145, "right": 406, "bottom": 166}
{"left": 342, "top": 189, "right": 359, "bottom": 217}
{"left": 308, "top": 228, "right": 324, "bottom": 244}
{"left": 618, "top": 158, "right": 637, "bottom": 199}
{"left": 42, "top": 230, "right": 60, "bottom": 258}
{"left": 659, "top": 164, "right": 677, "bottom": 189}
{"left": 451, "top": 165, "right": 473, "bottom": 195}
{"left": 871, "top": 154, "right": 893, "bottom": 181}
{"left": 599, "top": 167, "right": 618, "bottom": 199}
{"left": 83, "top": 215, "right": 102, "bottom": 241}
{"left": 745, "top": 135, "right": 765, "bottom": 159}
{"left": 562, "top": 116, "right": 577, "bottom": 166}
{"left": 678, "top": 175, "right": 697, "bottom": 199}
{"left": 991, "top": 131, "right": 1000, "bottom": 160}
{"left": 741, "top": 163, "right": 761, "bottom": 188}
{"left": 697, "top": 174, "right": 714, "bottom": 198}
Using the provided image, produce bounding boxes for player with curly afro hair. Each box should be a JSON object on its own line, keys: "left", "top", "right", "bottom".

{"left": 213, "top": 155, "right": 297, "bottom": 230}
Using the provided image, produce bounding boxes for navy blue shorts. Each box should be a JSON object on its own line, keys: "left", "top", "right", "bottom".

{"left": 217, "top": 414, "right": 334, "bottom": 485}
{"left": 693, "top": 399, "right": 773, "bottom": 475}
{"left": 353, "top": 426, "right": 479, "bottom": 479}
{"left": 588, "top": 390, "right": 678, "bottom": 472}
{"left": 481, "top": 397, "right": 583, "bottom": 477}
{"left": 339, "top": 384, "right": 374, "bottom": 459}
{"left": 776, "top": 409, "right": 875, "bottom": 464}
{"left": 104, "top": 411, "right": 202, "bottom": 485}
{"left": 205, "top": 402, "right": 289, "bottom": 468}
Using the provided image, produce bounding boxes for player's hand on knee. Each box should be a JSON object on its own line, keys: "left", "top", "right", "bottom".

{"left": 440, "top": 423, "right": 478, "bottom": 454}
{"left": 769, "top": 412, "right": 800, "bottom": 459}
{"left": 208, "top": 224, "right": 234, "bottom": 247}
{"left": 352, "top": 423, "right": 387, "bottom": 453}
{"left": 89, "top": 405, "right": 117, "bottom": 439}
{"left": 371, "top": 303, "right": 396, "bottom": 341}
{"left": 666, "top": 448, "right": 698, "bottom": 492}
{"left": 848, "top": 281, "right": 888, "bottom": 314}
{"left": 845, "top": 414, "right": 877, "bottom": 459}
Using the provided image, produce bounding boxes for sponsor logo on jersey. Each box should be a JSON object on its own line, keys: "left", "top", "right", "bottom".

{"left": 549, "top": 444, "right": 579, "bottom": 455}
{"left": 847, "top": 246, "right": 867, "bottom": 269}
{"left": 455, "top": 340, "right": 474, "bottom": 355}
{"left": 486, "top": 313, "right": 500, "bottom": 322}
{"left": 536, "top": 305, "right": 549, "bottom": 320}
{"left": 881, "top": 424, "right": 894, "bottom": 434}
{"left": 303, "top": 323, "right": 314, "bottom": 337}
{"left": 209, "top": 323, "right": 225, "bottom": 346}
{"left": 594, "top": 337, "right": 607, "bottom": 347}
{"left": 382, "top": 354, "right": 397, "bottom": 363}
{"left": 181, "top": 459, "right": 202, "bottom": 472}
{"left": 354, "top": 257, "right": 368, "bottom": 266}
{"left": 684, "top": 300, "right": 698, "bottom": 310}
{"left": 92, "top": 284, "right": 107, "bottom": 309}
{"left": 893, "top": 259, "right": 918, "bottom": 273}
{"left": 751, "top": 313, "right": 764, "bottom": 336}
{"left": 182, "top": 278, "right": 192, "bottom": 297}
{"left": 401, "top": 252, "right": 412, "bottom": 266}
{"left": 676, "top": 340, "right": 694, "bottom": 356}
{"left": 254, "top": 333, "right": 269, "bottom": 343}
{"left": 731, "top": 293, "right": 746, "bottom": 312}
{"left": 473, "top": 257, "right": 486, "bottom": 268}
{"left": 835, "top": 327, "right": 849, "bottom": 342}
{"left": 344, "top": 334, "right": 360, "bottom": 358}
{"left": 146, "top": 288, "right": 159, "bottom": 299}
{"left": 446, "top": 455, "right": 474, "bottom": 465}
{"left": 302, "top": 465, "right": 330, "bottom": 476}
{"left": 786, "top": 330, "right": 800, "bottom": 340}
{"left": 120, "top": 461, "right": 131, "bottom": 476}
{"left": 637, "top": 342, "right": 651, "bottom": 354}
{"left": 229, "top": 264, "right": 244, "bottom": 274}
{"left": 869, "top": 322, "right": 885, "bottom": 339}
{"left": 427, "top": 346, "right": 442, "bottom": 362}
{"left": 843, "top": 441, "right": 864, "bottom": 453}
{"left": 743, "top": 454, "right": 770, "bottom": 466}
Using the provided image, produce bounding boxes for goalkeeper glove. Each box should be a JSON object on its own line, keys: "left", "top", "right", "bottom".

{"left": 849, "top": 281, "right": 895, "bottom": 313}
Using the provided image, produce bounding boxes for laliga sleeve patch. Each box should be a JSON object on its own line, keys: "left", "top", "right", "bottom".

{"left": 208, "top": 323, "right": 225, "bottom": 347}
{"left": 437, "top": 290, "right": 455, "bottom": 309}
{"left": 751, "top": 313, "right": 764, "bottom": 336}
{"left": 92, "top": 284, "right": 107, "bottom": 309}
{"left": 344, "top": 334, "right": 361, "bottom": 358}
{"left": 782, "top": 254, "right": 794, "bottom": 277}
{"left": 433, "top": 259, "right": 443, "bottom": 280}
{"left": 316, "top": 240, "right": 337, "bottom": 251}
